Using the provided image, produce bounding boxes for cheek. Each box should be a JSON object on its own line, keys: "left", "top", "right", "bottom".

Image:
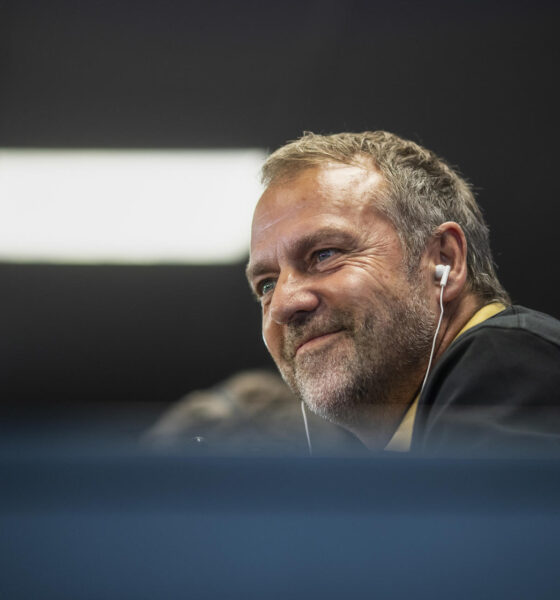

{"left": 262, "top": 317, "right": 283, "bottom": 360}
{"left": 327, "top": 269, "right": 388, "bottom": 310}
{"left": 332, "top": 257, "right": 411, "bottom": 304}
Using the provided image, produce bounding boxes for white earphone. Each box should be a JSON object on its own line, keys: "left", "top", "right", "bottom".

{"left": 435, "top": 264, "right": 451, "bottom": 287}
{"left": 418, "top": 263, "right": 451, "bottom": 398}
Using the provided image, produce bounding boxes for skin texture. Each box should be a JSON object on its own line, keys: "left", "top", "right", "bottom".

{"left": 247, "top": 163, "right": 481, "bottom": 449}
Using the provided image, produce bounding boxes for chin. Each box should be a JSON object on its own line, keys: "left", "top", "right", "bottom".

{"left": 296, "top": 365, "right": 366, "bottom": 425}
{"left": 279, "top": 337, "right": 358, "bottom": 418}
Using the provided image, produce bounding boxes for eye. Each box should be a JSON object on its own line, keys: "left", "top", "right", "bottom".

{"left": 258, "top": 278, "right": 276, "bottom": 296}
{"left": 314, "top": 248, "right": 338, "bottom": 263}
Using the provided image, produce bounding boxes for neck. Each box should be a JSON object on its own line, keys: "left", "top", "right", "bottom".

{"left": 346, "top": 368, "right": 426, "bottom": 451}
{"left": 347, "top": 291, "right": 483, "bottom": 451}
{"left": 432, "top": 291, "right": 483, "bottom": 363}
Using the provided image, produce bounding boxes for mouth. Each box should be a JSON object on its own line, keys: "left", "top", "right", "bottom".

{"left": 295, "top": 329, "right": 344, "bottom": 354}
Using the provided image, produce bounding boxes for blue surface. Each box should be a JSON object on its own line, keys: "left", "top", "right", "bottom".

{"left": 2, "top": 444, "right": 560, "bottom": 599}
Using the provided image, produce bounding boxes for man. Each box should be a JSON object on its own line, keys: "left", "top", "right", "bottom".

{"left": 246, "top": 131, "right": 560, "bottom": 456}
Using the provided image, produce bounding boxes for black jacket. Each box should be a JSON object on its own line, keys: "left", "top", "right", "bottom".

{"left": 412, "top": 306, "right": 560, "bottom": 457}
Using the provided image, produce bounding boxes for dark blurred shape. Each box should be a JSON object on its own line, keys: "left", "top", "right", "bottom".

{"left": 0, "top": 262, "right": 270, "bottom": 409}
{"left": 144, "top": 369, "right": 364, "bottom": 455}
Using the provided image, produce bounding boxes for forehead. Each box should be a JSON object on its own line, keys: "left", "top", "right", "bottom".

{"left": 246, "top": 164, "right": 391, "bottom": 284}
{"left": 251, "top": 164, "right": 385, "bottom": 239}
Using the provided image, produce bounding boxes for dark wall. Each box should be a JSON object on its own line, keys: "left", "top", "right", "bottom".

{"left": 0, "top": 263, "right": 272, "bottom": 407}
{"left": 1, "top": 0, "right": 559, "bottom": 407}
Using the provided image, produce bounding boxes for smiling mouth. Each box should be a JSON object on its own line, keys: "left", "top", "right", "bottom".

{"left": 296, "top": 330, "right": 344, "bottom": 354}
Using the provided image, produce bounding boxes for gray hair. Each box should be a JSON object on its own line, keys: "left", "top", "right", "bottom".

{"left": 261, "top": 131, "right": 509, "bottom": 304}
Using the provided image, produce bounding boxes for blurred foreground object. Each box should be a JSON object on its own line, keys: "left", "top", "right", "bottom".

{"left": 2, "top": 450, "right": 560, "bottom": 600}
{"left": 144, "top": 370, "right": 363, "bottom": 455}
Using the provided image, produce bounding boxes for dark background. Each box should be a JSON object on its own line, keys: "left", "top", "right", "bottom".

{"left": 1, "top": 0, "right": 559, "bottom": 419}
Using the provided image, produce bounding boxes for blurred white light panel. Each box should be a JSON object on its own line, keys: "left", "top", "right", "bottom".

{"left": 0, "top": 149, "right": 266, "bottom": 264}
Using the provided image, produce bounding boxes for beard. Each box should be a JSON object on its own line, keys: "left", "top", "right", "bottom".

{"left": 276, "top": 280, "right": 436, "bottom": 428}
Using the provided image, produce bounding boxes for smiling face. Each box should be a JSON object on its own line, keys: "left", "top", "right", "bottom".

{"left": 247, "top": 164, "right": 436, "bottom": 434}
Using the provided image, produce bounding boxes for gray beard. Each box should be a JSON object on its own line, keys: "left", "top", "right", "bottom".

{"left": 277, "top": 284, "right": 436, "bottom": 428}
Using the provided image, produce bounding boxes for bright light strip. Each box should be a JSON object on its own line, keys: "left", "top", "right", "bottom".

{"left": 0, "top": 149, "right": 266, "bottom": 264}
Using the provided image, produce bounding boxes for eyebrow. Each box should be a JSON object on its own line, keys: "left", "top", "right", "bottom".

{"left": 245, "top": 226, "right": 358, "bottom": 286}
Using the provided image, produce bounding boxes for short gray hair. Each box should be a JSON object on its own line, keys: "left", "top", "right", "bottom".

{"left": 262, "top": 131, "right": 509, "bottom": 304}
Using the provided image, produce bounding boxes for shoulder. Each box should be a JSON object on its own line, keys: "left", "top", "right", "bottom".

{"left": 438, "top": 305, "right": 560, "bottom": 381}
{"left": 429, "top": 305, "right": 560, "bottom": 392}
{"left": 412, "top": 305, "right": 560, "bottom": 456}
{"left": 467, "top": 305, "right": 560, "bottom": 345}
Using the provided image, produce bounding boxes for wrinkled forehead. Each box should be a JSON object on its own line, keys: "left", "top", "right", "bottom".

{"left": 251, "top": 163, "right": 385, "bottom": 235}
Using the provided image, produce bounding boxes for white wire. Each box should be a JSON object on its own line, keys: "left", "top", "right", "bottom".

{"left": 419, "top": 283, "right": 445, "bottom": 398}
{"left": 301, "top": 401, "right": 313, "bottom": 456}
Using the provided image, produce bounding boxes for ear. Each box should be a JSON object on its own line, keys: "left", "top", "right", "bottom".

{"left": 426, "top": 222, "right": 468, "bottom": 303}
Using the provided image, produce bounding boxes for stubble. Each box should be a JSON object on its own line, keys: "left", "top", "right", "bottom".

{"left": 277, "top": 282, "right": 436, "bottom": 428}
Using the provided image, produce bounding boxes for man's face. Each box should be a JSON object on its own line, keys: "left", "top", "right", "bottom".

{"left": 247, "top": 164, "right": 435, "bottom": 428}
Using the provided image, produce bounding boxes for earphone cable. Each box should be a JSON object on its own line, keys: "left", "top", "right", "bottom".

{"left": 301, "top": 400, "right": 313, "bottom": 456}
{"left": 420, "top": 283, "right": 445, "bottom": 398}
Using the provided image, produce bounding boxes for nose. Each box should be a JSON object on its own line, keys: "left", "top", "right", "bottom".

{"left": 268, "top": 272, "right": 320, "bottom": 325}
